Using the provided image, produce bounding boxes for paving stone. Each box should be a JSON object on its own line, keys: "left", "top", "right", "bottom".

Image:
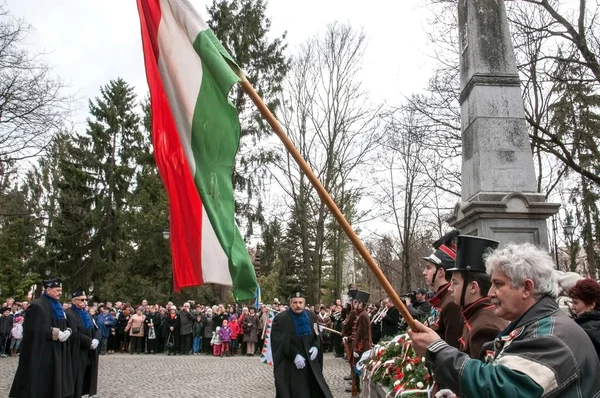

{"left": 0, "top": 352, "right": 355, "bottom": 397}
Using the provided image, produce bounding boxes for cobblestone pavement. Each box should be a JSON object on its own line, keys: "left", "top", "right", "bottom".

{"left": 0, "top": 352, "right": 355, "bottom": 397}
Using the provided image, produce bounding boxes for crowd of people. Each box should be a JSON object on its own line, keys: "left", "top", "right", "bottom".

{"left": 3, "top": 232, "right": 600, "bottom": 397}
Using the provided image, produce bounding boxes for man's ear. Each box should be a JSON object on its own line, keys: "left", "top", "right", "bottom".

{"left": 470, "top": 281, "right": 479, "bottom": 294}
{"left": 523, "top": 279, "right": 535, "bottom": 298}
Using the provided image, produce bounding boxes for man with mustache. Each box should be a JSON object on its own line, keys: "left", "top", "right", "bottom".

{"left": 409, "top": 243, "right": 600, "bottom": 397}
{"left": 446, "top": 236, "right": 508, "bottom": 360}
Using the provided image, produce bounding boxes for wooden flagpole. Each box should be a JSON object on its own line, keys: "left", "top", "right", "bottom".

{"left": 235, "top": 71, "right": 416, "bottom": 331}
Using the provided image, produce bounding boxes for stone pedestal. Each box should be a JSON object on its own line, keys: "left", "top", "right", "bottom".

{"left": 449, "top": 0, "right": 559, "bottom": 245}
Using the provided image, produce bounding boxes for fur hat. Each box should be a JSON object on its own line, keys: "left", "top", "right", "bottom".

{"left": 555, "top": 271, "right": 584, "bottom": 296}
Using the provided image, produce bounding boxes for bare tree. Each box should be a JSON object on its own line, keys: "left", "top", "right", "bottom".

{"left": 274, "top": 22, "right": 382, "bottom": 303}
{"left": 0, "top": 4, "right": 70, "bottom": 169}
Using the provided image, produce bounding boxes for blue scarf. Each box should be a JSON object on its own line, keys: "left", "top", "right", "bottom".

{"left": 43, "top": 293, "right": 65, "bottom": 320}
{"left": 76, "top": 307, "right": 93, "bottom": 329}
{"left": 291, "top": 309, "right": 311, "bottom": 337}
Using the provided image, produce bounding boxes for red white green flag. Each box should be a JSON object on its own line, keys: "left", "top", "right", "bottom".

{"left": 137, "top": 0, "right": 257, "bottom": 300}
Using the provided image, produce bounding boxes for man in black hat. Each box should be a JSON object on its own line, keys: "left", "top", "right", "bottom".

{"left": 447, "top": 236, "right": 508, "bottom": 360}
{"left": 271, "top": 292, "right": 333, "bottom": 398}
{"left": 422, "top": 230, "right": 463, "bottom": 349}
{"left": 10, "top": 277, "right": 74, "bottom": 398}
{"left": 65, "top": 289, "right": 100, "bottom": 398}
{"left": 346, "top": 290, "right": 371, "bottom": 395}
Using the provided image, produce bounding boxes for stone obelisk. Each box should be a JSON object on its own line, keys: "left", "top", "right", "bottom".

{"left": 447, "top": 0, "right": 559, "bottom": 249}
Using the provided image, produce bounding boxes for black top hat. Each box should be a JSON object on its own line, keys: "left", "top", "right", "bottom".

{"left": 447, "top": 235, "right": 499, "bottom": 273}
{"left": 423, "top": 230, "right": 460, "bottom": 270}
{"left": 354, "top": 290, "right": 370, "bottom": 304}
{"left": 347, "top": 288, "right": 359, "bottom": 300}
{"left": 42, "top": 278, "right": 62, "bottom": 289}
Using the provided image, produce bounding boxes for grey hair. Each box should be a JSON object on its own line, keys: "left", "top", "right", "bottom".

{"left": 485, "top": 242, "right": 558, "bottom": 299}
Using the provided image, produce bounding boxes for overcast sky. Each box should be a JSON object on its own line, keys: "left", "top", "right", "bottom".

{"left": 5, "top": 0, "right": 435, "bottom": 129}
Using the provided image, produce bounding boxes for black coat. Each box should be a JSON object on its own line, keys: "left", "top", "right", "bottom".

{"left": 66, "top": 306, "right": 100, "bottom": 398}
{"left": 575, "top": 310, "right": 600, "bottom": 360}
{"left": 381, "top": 306, "right": 401, "bottom": 338}
{"left": 271, "top": 309, "right": 333, "bottom": 398}
{"left": 10, "top": 295, "right": 74, "bottom": 398}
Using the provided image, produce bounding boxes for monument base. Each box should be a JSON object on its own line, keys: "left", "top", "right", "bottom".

{"left": 447, "top": 192, "right": 559, "bottom": 249}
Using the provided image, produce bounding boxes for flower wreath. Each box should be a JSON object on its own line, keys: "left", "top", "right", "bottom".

{"left": 361, "top": 334, "right": 431, "bottom": 397}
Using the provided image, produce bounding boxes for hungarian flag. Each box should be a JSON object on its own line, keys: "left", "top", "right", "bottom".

{"left": 137, "top": 0, "right": 257, "bottom": 300}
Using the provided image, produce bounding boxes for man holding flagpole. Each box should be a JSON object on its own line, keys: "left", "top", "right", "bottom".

{"left": 271, "top": 292, "right": 333, "bottom": 398}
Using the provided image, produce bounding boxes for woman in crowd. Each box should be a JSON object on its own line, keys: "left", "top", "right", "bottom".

{"left": 125, "top": 306, "right": 146, "bottom": 354}
{"left": 569, "top": 278, "right": 600, "bottom": 359}
{"left": 201, "top": 308, "right": 214, "bottom": 355}
{"left": 116, "top": 305, "right": 131, "bottom": 353}
{"left": 242, "top": 307, "right": 259, "bottom": 356}
{"left": 164, "top": 307, "right": 181, "bottom": 356}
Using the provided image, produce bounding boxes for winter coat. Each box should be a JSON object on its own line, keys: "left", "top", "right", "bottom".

{"left": 0, "top": 315, "right": 13, "bottom": 336}
{"left": 574, "top": 309, "right": 600, "bottom": 361}
{"left": 125, "top": 314, "right": 146, "bottom": 337}
{"left": 242, "top": 313, "right": 259, "bottom": 343}
{"left": 218, "top": 326, "right": 232, "bottom": 343}
{"left": 96, "top": 313, "right": 116, "bottom": 338}
{"left": 116, "top": 313, "right": 130, "bottom": 335}
{"left": 192, "top": 318, "right": 203, "bottom": 337}
{"left": 202, "top": 316, "right": 214, "bottom": 339}
{"left": 427, "top": 296, "right": 600, "bottom": 397}
{"left": 229, "top": 320, "right": 241, "bottom": 339}
{"left": 179, "top": 310, "right": 195, "bottom": 335}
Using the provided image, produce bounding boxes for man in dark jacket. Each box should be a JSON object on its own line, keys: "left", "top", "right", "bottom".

{"left": 410, "top": 243, "right": 600, "bottom": 398}
{"left": 271, "top": 292, "right": 333, "bottom": 398}
{"left": 66, "top": 289, "right": 100, "bottom": 398}
{"left": 178, "top": 302, "right": 195, "bottom": 355}
{"left": 10, "top": 277, "right": 74, "bottom": 398}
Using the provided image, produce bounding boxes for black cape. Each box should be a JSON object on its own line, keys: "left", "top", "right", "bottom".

{"left": 10, "top": 296, "right": 74, "bottom": 398}
{"left": 66, "top": 306, "right": 100, "bottom": 398}
{"left": 271, "top": 309, "right": 333, "bottom": 398}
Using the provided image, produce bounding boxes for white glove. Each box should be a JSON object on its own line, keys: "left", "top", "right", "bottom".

{"left": 309, "top": 346, "right": 318, "bottom": 361}
{"left": 294, "top": 354, "right": 306, "bottom": 369}
{"left": 435, "top": 390, "right": 456, "bottom": 398}
{"left": 58, "top": 329, "right": 71, "bottom": 342}
{"left": 342, "top": 336, "right": 348, "bottom": 343}
{"left": 90, "top": 339, "right": 99, "bottom": 350}
{"left": 353, "top": 351, "right": 359, "bottom": 358}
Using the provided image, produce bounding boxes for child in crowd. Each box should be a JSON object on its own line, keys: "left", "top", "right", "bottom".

{"left": 229, "top": 314, "right": 240, "bottom": 356}
{"left": 10, "top": 316, "right": 23, "bottom": 357}
{"left": 219, "top": 319, "right": 232, "bottom": 357}
{"left": 211, "top": 326, "right": 221, "bottom": 356}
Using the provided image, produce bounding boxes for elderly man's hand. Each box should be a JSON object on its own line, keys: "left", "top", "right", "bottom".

{"left": 407, "top": 320, "right": 442, "bottom": 357}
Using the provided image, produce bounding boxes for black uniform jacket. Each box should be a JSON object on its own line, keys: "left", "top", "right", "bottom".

{"left": 66, "top": 306, "right": 101, "bottom": 398}
{"left": 10, "top": 296, "right": 74, "bottom": 398}
{"left": 271, "top": 309, "right": 333, "bottom": 398}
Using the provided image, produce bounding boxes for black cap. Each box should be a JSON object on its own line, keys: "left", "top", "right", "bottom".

{"left": 423, "top": 230, "right": 460, "bottom": 270}
{"left": 42, "top": 278, "right": 62, "bottom": 289}
{"left": 71, "top": 288, "right": 86, "bottom": 298}
{"left": 354, "top": 290, "right": 370, "bottom": 304}
{"left": 447, "top": 235, "right": 499, "bottom": 273}
{"left": 416, "top": 288, "right": 427, "bottom": 295}
{"left": 290, "top": 291, "right": 306, "bottom": 300}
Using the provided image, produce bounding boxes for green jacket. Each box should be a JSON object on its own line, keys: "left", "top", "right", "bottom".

{"left": 426, "top": 296, "right": 600, "bottom": 397}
